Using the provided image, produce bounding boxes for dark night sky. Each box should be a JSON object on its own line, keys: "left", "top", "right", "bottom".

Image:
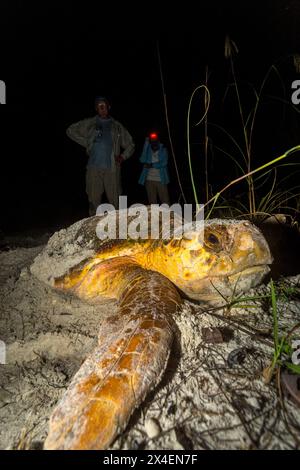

{"left": 0, "top": 1, "right": 299, "bottom": 233}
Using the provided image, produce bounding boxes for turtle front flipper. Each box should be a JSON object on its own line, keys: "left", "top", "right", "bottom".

{"left": 44, "top": 264, "right": 182, "bottom": 450}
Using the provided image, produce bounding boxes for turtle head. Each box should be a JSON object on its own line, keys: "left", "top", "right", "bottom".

{"left": 154, "top": 219, "right": 273, "bottom": 304}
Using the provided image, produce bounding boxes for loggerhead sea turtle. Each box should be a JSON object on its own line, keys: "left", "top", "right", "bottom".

{"left": 30, "top": 207, "right": 272, "bottom": 450}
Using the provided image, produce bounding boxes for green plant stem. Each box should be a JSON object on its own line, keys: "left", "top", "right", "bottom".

{"left": 156, "top": 40, "right": 187, "bottom": 204}
{"left": 204, "top": 66, "right": 209, "bottom": 203}
{"left": 201, "top": 145, "right": 300, "bottom": 218}
{"left": 187, "top": 84, "right": 210, "bottom": 209}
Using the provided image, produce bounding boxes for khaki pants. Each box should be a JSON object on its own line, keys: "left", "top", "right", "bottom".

{"left": 145, "top": 180, "right": 170, "bottom": 205}
{"left": 86, "top": 167, "right": 121, "bottom": 215}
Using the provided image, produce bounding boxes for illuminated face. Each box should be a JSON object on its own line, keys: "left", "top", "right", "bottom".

{"left": 150, "top": 141, "right": 159, "bottom": 151}
{"left": 149, "top": 133, "right": 159, "bottom": 151}
{"left": 96, "top": 101, "right": 109, "bottom": 118}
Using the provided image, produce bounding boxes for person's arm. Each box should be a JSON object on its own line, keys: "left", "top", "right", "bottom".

{"left": 139, "top": 139, "right": 149, "bottom": 163}
{"left": 152, "top": 147, "right": 168, "bottom": 169}
{"left": 66, "top": 118, "right": 91, "bottom": 148}
{"left": 119, "top": 124, "right": 135, "bottom": 160}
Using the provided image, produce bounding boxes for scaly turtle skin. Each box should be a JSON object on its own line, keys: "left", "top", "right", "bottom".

{"left": 33, "top": 208, "right": 272, "bottom": 450}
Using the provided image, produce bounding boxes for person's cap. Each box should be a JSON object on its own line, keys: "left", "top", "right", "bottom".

{"left": 95, "top": 96, "right": 110, "bottom": 107}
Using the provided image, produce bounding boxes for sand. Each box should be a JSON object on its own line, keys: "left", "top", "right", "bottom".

{"left": 0, "top": 229, "right": 300, "bottom": 450}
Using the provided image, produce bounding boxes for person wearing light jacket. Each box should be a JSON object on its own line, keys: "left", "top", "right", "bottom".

{"left": 138, "top": 132, "right": 170, "bottom": 205}
{"left": 66, "top": 96, "right": 135, "bottom": 215}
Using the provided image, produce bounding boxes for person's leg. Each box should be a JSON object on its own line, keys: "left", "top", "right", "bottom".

{"left": 86, "top": 167, "right": 105, "bottom": 215}
{"left": 103, "top": 169, "right": 120, "bottom": 209}
{"left": 157, "top": 183, "right": 170, "bottom": 205}
{"left": 145, "top": 181, "right": 158, "bottom": 204}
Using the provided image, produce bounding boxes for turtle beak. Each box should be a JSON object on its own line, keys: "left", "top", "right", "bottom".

{"left": 228, "top": 221, "right": 273, "bottom": 273}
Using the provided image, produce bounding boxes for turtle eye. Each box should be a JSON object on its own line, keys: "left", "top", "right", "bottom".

{"left": 207, "top": 233, "right": 219, "bottom": 245}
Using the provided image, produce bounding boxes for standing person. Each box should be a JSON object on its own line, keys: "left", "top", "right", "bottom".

{"left": 138, "top": 132, "right": 170, "bottom": 205}
{"left": 66, "top": 96, "right": 135, "bottom": 215}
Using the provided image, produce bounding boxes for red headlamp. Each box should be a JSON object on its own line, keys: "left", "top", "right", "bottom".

{"left": 149, "top": 132, "right": 158, "bottom": 141}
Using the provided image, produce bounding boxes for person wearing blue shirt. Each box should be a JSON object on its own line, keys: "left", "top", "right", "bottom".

{"left": 138, "top": 132, "right": 170, "bottom": 205}
{"left": 66, "top": 96, "right": 135, "bottom": 215}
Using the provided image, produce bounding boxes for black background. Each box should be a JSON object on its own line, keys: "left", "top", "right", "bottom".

{"left": 0, "top": 0, "right": 299, "bottom": 234}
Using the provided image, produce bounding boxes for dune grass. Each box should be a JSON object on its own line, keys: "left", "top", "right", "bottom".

{"left": 184, "top": 36, "right": 300, "bottom": 221}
